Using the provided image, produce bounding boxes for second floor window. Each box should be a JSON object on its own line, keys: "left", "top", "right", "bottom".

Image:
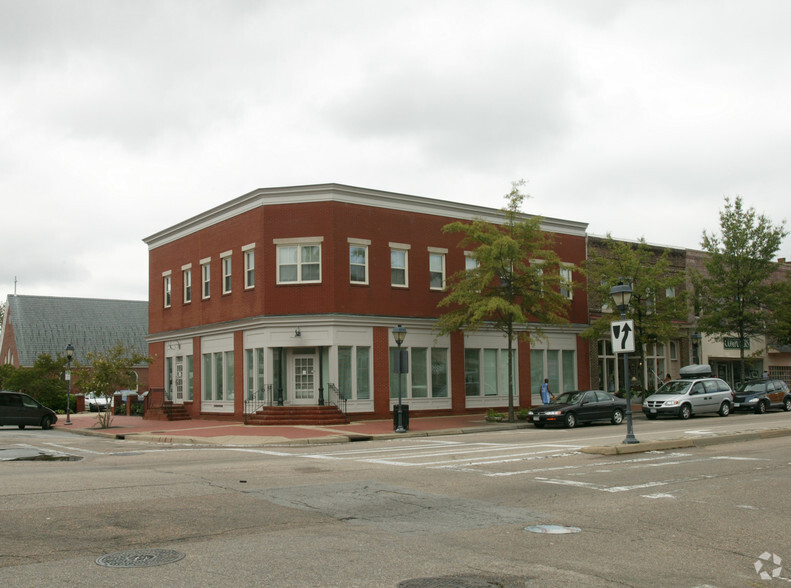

{"left": 391, "top": 245, "right": 409, "bottom": 287}
{"left": 244, "top": 248, "right": 255, "bottom": 289}
{"left": 201, "top": 261, "right": 211, "bottom": 299}
{"left": 163, "top": 274, "right": 171, "bottom": 308}
{"left": 183, "top": 267, "right": 192, "bottom": 303}
{"left": 277, "top": 243, "right": 321, "bottom": 284}
{"left": 222, "top": 254, "right": 232, "bottom": 294}
{"left": 429, "top": 250, "right": 446, "bottom": 290}
{"left": 349, "top": 241, "right": 369, "bottom": 284}
{"left": 560, "top": 266, "right": 573, "bottom": 300}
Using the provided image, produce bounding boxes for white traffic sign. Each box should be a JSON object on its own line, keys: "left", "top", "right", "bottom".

{"left": 611, "top": 320, "right": 635, "bottom": 353}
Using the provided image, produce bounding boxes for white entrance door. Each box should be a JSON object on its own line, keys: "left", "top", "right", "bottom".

{"left": 291, "top": 350, "right": 317, "bottom": 405}
{"left": 174, "top": 356, "right": 185, "bottom": 405}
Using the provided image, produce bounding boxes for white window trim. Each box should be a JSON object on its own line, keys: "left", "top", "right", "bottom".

{"left": 428, "top": 247, "right": 447, "bottom": 291}
{"left": 221, "top": 251, "right": 232, "bottom": 295}
{"left": 348, "top": 238, "right": 371, "bottom": 285}
{"left": 390, "top": 243, "right": 410, "bottom": 288}
{"left": 274, "top": 237, "right": 324, "bottom": 285}
{"left": 243, "top": 246, "right": 255, "bottom": 290}
{"left": 162, "top": 270, "right": 172, "bottom": 308}
{"left": 560, "top": 264, "right": 574, "bottom": 300}
{"left": 182, "top": 265, "right": 192, "bottom": 304}
{"left": 201, "top": 258, "right": 211, "bottom": 300}
{"left": 464, "top": 251, "right": 479, "bottom": 271}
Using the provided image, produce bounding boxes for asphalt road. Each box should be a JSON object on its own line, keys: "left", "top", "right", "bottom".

{"left": 2, "top": 411, "right": 791, "bottom": 587}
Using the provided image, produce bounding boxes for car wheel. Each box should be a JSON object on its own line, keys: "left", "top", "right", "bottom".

{"left": 18, "top": 424, "right": 26, "bottom": 430}
{"left": 784, "top": 397, "right": 791, "bottom": 412}
{"left": 646, "top": 413, "right": 658, "bottom": 420}
{"left": 564, "top": 412, "right": 577, "bottom": 429}
{"left": 718, "top": 402, "right": 731, "bottom": 417}
{"left": 611, "top": 408, "right": 624, "bottom": 425}
{"left": 533, "top": 423, "right": 545, "bottom": 428}
{"left": 679, "top": 404, "right": 692, "bottom": 420}
{"left": 755, "top": 401, "right": 767, "bottom": 415}
{"left": 40, "top": 416, "right": 53, "bottom": 430}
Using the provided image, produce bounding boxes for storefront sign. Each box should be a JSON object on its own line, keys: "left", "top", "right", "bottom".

{"left": 723, "top": 337, "right": 750, "bottom": 350}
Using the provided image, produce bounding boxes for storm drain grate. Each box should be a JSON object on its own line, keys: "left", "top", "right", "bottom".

{"left": 96, "top": 548, "right": 185, "bottom": 568}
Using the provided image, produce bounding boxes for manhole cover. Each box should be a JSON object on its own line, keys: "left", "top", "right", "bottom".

{"left": 524, "top": 524, "right": 581, "bottom": 534}
{"left": 96, "top": 548, "right": 185, "bottom": 568}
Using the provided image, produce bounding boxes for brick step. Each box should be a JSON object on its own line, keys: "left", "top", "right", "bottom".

{"left": 163, "top": 404, "right": 191, "bottom": 421}
{"left": 247, "top": 405, "right": 347, "bottom": 426}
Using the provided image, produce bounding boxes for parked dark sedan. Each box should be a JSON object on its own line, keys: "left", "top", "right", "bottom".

{"left": 527, "top": 390, "right": 626, "bottom": 429}
{"left": 0, "top": 391, "right": 58, "bottom": 429}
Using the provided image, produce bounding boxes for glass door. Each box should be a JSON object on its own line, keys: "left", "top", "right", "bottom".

{"left": 291, "top": 349, "right": 316, "bottom": 405}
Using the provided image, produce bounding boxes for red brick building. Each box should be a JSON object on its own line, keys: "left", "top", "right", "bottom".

{"left": 144, "top": 184, "right": 589, "bottom": 423}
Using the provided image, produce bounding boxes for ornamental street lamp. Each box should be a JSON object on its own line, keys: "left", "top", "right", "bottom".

{"left": 392, "top": 325, "right": 407, "bottom": 433}
{"left": 65, "top": 343, "right": 74, "bottom": 426}
{"left": 610, "top": 281, "right": 639, "bottom": 444}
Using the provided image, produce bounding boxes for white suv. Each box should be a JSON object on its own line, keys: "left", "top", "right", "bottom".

{"left": 642, "top": 365, "right": 733, "bottom": 420}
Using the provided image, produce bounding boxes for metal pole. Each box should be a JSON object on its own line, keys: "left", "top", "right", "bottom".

{"left": 65, "top": 355, "right": 72, "bottom": 426}
{"left": 396, "top": 341, "right": 405, "bottom": 433}
{"left": 622, "top": 308, "right": 638, "bottom": 444}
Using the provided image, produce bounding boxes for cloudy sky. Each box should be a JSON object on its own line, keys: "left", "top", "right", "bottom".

{"left": 2, "top": 0, "right": 790, "bottom": 302}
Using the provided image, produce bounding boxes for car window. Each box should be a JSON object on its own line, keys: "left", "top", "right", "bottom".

{"left": 556, "top": 392, "right": 582, "bottom": 404}
{"left": 766, "top": 381, "right": 775, "bottom": 392}
{"left": 703, "top": 380, "right": 719, "bottom": 393}
{"left": 691, "top": 383, "right": 705, "bottom": 395}
{"left": 595, "top": 391, "right": 611, "bottom": 402}
{"left": 581, "top": 391, "right": 596, "bottom": 403}
{"left": 658, "top": 381, "right": 691, "bottom": 395}
{"left": 717, "top": 379, "right": 732, "bottom": 392}
{"left": 21, "top": 395, "right": 38, "bottom": 408}
{"left": 778, "top": 381, "right": 789, "bottom": 393}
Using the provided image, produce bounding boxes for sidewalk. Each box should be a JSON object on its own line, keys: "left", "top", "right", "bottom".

{"left": 56, "top": 411, "right": 527, "bottom": 446}
{"left": 55, "top": 410, "right": 791, "bottom": 455}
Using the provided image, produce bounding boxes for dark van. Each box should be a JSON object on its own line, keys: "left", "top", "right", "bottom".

{"left": 0, "top": 391, "right": 58, "bottom": 429}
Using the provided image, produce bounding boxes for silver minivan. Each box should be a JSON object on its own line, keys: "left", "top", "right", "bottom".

{"left": 642, "top": 365, "right": 733, "bottom": 420}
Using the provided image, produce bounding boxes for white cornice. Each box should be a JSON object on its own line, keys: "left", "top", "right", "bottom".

{"left": 145, "top": 312, "right": 588, "bottom": 343}
{"left": 143, "top": 183, "right": 588, "bottom": 250}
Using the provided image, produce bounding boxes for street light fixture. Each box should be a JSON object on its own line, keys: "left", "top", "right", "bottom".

{"left": 65, "top": 343, "right": 74, "bottom": 426}
{"left": 610, "top": 281, "right": 638, "bottom": 444}
{"left": 392, "top": 325, "right": 407, "bottom": 433}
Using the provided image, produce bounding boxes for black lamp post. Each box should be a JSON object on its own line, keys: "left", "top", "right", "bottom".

{"left": 393, "top": 324, "right": 407, "bottom": 433}
{"left": 610, "top": 281, "right": 638, "bottom": 444}
{"left": 65, "top": 343, "right": 74, "bottom": 426}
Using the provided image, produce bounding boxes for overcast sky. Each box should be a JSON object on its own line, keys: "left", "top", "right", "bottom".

{"left": 2, "top": 0, "right": 790, "bottom": 302}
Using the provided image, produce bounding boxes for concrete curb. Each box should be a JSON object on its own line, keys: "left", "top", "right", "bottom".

{"left": 579, "top": 427, "right": 791, "bottom": 455}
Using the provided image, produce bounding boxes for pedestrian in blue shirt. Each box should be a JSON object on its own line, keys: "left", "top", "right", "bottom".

{"left": 540, "top": 379, "right": 553, "bottom": 404}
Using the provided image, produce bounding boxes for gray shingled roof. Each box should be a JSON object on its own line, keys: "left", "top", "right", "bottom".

{"left": 5, "top": 295, "right": 148, "bottom": 366}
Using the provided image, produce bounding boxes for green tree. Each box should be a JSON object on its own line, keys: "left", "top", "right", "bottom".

{"left": 74, "top": 343, "right": 152, "bottom": 428}
{"left": 435, "top": 181, "right": 571, "bottom": 422}
{"left": 583, "top": 236, "right": 689, "bottom": 392}
{"left": 694, "top": 196, "right": 787, "bottom": 384}
{"left": 0, "top": 354, "right": 71, "bottom": 411}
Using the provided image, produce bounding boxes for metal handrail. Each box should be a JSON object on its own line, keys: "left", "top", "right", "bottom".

{"left": 244, "top": 384, "right": 273, "bottom": 423}
{"left": 327, "top": 383, "right": 348, "bottom": 422}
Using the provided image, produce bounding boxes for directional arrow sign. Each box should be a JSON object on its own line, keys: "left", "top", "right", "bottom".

{"left": 610, "top": 319, "right": 635, "bottom": 353}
